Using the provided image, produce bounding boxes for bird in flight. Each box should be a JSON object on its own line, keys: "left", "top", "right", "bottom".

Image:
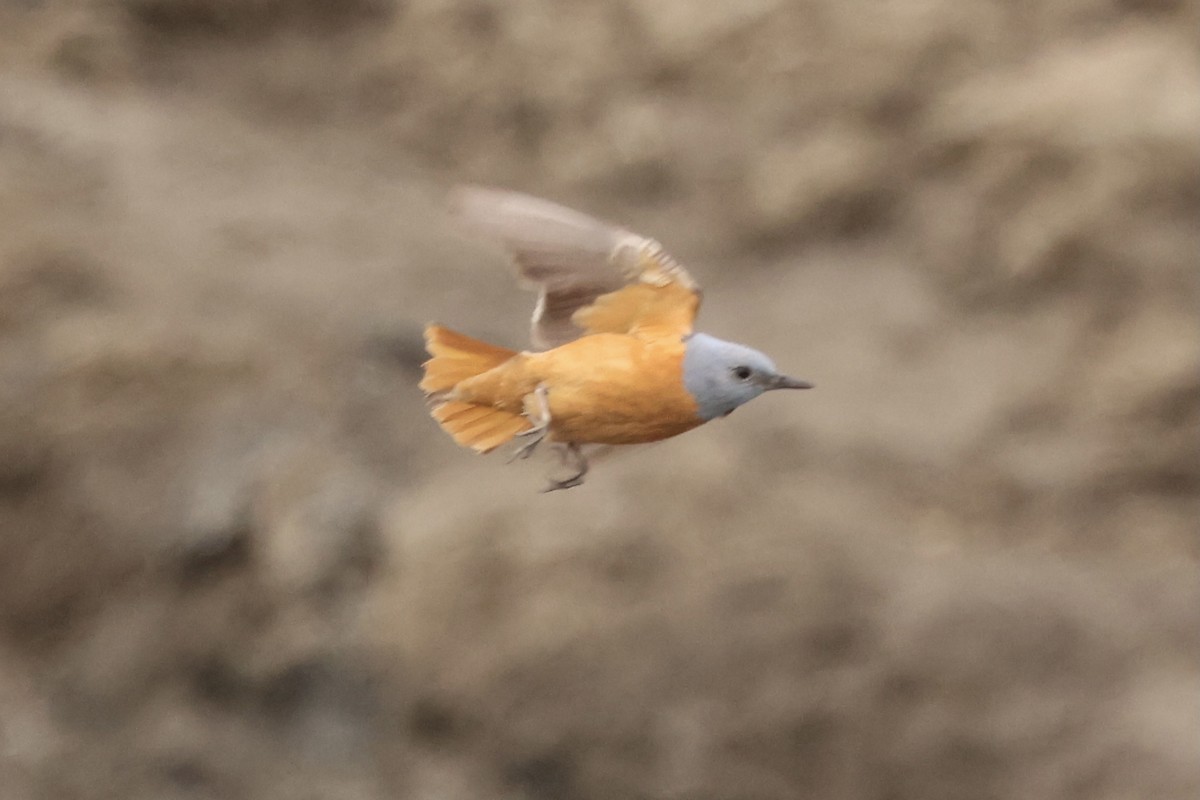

{"left": 421, "top": 187, "right": 813, "bottom": 491}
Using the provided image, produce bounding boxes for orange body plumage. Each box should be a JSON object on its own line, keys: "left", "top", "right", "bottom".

{"left": 420, "top": 324, "right": 703, "bottom": 451}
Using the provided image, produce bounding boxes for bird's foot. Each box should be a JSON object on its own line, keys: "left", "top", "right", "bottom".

{"left": 540, "top": 442, "right": 589, "bottom": 492}
{"left": 508, "top": 385, "right": 551, "bottom": 463}
{"left": 508, "top": 428, "right": 546, "bottom": 462}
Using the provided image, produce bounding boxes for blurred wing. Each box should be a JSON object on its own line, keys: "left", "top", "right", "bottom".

{"left": 450, "top": 186, "right": 702, "bottom": 349}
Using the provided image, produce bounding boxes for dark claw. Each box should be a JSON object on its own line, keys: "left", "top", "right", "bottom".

{"left": 540, "top": 475, "right": 586, "bottom": 493}
{"left": 539, "top": 442, "right": 588, "bottom": 491}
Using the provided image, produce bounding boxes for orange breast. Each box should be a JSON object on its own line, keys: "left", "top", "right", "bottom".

{"left": 454, "top": 334, "right": 703, "bottom": 446}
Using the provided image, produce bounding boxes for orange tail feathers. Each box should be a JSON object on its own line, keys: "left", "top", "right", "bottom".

{"left": 420, "top": 324, "right": 530, "bottom": 453}
{"left": 420, "top": 324, "right": 517, "bottom": 394}
{"left": 430, "top": 400, "right": 532, "bottom": 453}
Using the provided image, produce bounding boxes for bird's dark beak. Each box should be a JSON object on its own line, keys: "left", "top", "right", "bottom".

{"left": 765, "top": 374, "right": 814, "bottom": 391}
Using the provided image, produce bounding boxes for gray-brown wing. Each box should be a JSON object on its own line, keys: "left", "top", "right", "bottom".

{"left": 449, "top": 186, "right": 699, "bottom": 349}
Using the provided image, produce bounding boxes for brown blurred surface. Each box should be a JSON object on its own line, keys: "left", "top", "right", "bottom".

{"left": 0, "top": 1, "right": 1198, "bottom": 798}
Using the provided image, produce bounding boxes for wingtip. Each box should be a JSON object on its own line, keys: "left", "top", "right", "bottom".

{"left": 446, "top": 183, "right": 485, "bottom": 216}
{"left": 447, "top": 184, "right": 523, "bottom": 223}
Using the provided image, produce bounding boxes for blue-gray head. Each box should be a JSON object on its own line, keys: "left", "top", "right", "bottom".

{"left": 682, "top": 333, "right": 813, "bottom": 421}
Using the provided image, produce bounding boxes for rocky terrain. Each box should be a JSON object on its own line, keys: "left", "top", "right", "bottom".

{"left": 0, "top": 1, "right": 1197, "bottom": 798}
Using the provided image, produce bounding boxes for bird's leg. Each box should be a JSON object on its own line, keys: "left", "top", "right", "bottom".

{"left": 541, "top": 442, "right": 589, "bottom": 492}
{"left": 508, "top": 384, "right": 551, "bottom": 463}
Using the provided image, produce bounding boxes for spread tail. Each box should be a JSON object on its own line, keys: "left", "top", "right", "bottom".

{"left": 421, "top": 324, "right": 530, "bottom": 453}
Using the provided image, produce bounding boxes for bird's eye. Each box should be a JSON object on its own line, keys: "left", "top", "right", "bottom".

{"left": 732, "top": 366, "right": 752, "bottom": 381}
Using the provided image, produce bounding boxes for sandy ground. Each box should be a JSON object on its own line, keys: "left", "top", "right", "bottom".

{"left": 0, "top": 1, "right": 1198, "bottom": 798}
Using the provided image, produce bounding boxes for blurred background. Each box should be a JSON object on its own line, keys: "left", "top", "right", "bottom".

{"left": 0, "top": 1, "right": 1198, "bottom": 798}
